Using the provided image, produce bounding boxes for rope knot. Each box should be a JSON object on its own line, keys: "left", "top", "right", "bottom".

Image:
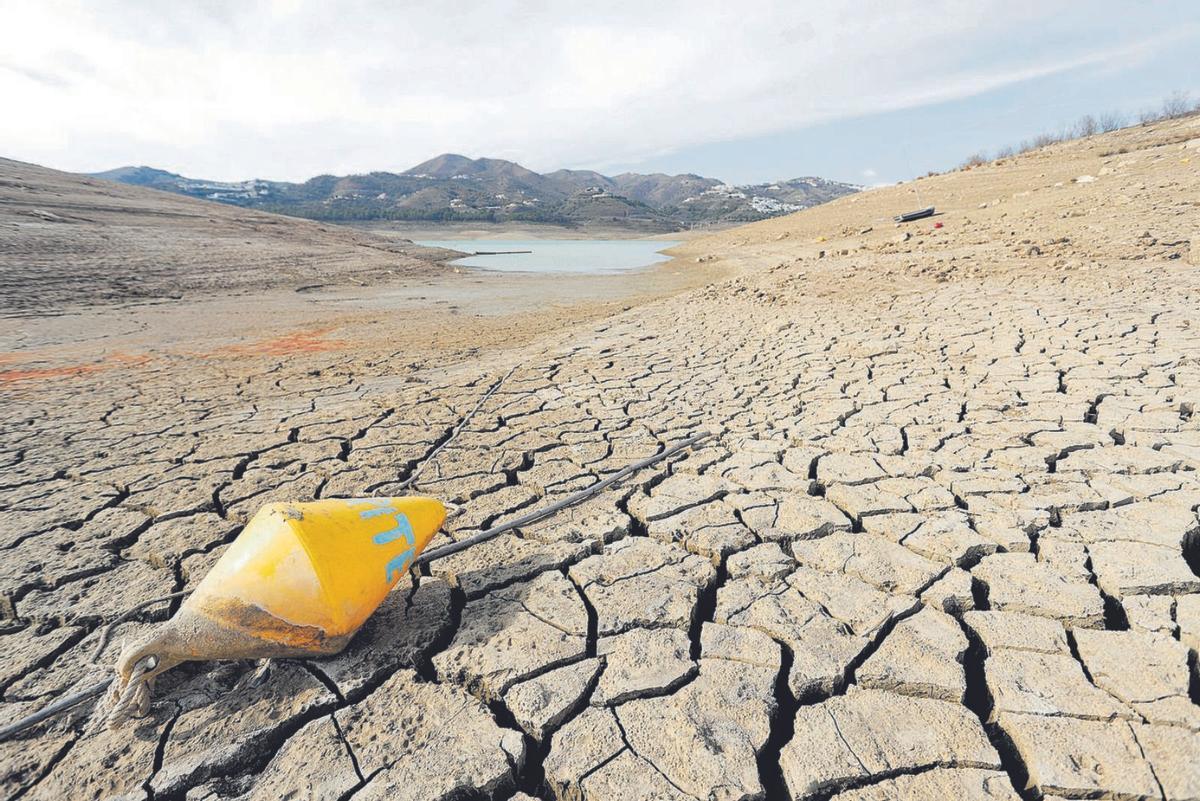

{"left": 92, "top": 654, "right": 158, "bottom": 731}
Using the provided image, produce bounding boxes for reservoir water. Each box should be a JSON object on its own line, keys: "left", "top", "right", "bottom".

{"left": 417, "top": 239, "right": 680, "bottom": 274}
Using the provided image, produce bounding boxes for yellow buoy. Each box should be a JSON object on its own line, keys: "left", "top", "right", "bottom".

{"left": 117, "top": 496, "right": 445, "bottom": 684}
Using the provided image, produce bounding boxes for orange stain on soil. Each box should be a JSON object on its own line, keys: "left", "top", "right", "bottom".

{"left": 207, "top": 327, "right": 347, "bottom": 357}
{"left": 2, "top": 327, "right": 345, "bottom": 385}
{"left": 0, "top": 352, "right": 152, "bottom": 384}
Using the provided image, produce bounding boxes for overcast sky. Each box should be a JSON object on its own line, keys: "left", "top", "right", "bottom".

{"left": 2, "top": 1, "right": 1197, "bottom": 185}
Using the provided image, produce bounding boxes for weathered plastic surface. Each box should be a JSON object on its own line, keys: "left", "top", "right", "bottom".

{"left": 118, "top": 496, "right": 445, "bottom": 682}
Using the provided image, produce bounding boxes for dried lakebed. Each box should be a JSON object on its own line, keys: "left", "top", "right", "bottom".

{"left": 2, "top": 115, "right": 1200, "bottom": 800}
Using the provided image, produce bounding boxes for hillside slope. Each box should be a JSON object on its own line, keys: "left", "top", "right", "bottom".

{"left": 1, "top": 158, "right": 450, "bottom": 312}
{"left": 681, "top": 114, "right": 1198, "bottom": 287}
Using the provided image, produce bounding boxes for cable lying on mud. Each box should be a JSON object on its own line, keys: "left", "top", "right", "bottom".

{"left": 397, "top": 365, "right": 517, "bottom": 491}
{"left": 416, "top": 429, "right": 713, "bottom": 565}
{"left": 0, "top": 683, "right": 107, "bottom": 740}
{"left": 0, "top": 590, "right": 188, "bottom": 741}
{"left": 91, "top": 590, "right": 191, "bottom": 661}
{"left": 0, "top": 429, "right": 714, "bottom": 741}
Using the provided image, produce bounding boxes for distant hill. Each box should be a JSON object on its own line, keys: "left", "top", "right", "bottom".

{"left": 91, "top": 155, "right": 859, "bottom": 231}
{"left": 2, "top": 157, "right": 449, "bottom": 312}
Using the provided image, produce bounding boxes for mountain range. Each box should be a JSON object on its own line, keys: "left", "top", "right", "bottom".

{"left": 92, "top": 155, "right": 859, "bottom": 231}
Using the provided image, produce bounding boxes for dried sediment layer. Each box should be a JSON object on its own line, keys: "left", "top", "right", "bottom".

{"left": 2, "top": 115, "right": 1200, "bottom": 799}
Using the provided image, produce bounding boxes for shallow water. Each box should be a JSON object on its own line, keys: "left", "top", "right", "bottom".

{"left": 416, "top": 239, "right": 680, "bottom": 274}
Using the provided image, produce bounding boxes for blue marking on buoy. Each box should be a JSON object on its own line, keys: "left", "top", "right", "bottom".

{"left": 385, "top": 548, "right": 414, "bottom": 583}
{"left": 359, "top": 507, "right": 394, "bottom": 519}
{"left": 373, "top": 513, "right": 415, "bottom": 548}
{"left": 354, "top": 498, "right": 395, "bottom": 520}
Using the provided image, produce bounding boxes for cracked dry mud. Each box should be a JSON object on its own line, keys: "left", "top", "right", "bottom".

{"left": 3, "top": 116, "right": 1200, "bottom": 800}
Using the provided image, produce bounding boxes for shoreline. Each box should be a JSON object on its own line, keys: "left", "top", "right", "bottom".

{"left": 0, "top": 243, "right": 731, "bottom": 381}
{"left": 350, "top": 220, "right": 727, "bottom": 242}
{"left": 0, "top": 156, "right": 732, "bottom": 375}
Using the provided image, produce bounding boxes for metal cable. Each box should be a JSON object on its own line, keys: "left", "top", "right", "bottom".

{"left": 397, "top": 365, "right": 517, "bottom": 490}
{"left": 91, "top": 590, "right": 190, "bottom": 662}
{"left": 416, "top": 430, "right": 712, "bottom": 565}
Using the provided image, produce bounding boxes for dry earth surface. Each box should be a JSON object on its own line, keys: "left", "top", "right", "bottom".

{"left": 2, "top": 115, "right": 1200, "bottom": 801}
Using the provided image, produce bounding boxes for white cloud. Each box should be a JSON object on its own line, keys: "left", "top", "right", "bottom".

{"left": 0, "top": 0, "right": 1187, "bottom": 180}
